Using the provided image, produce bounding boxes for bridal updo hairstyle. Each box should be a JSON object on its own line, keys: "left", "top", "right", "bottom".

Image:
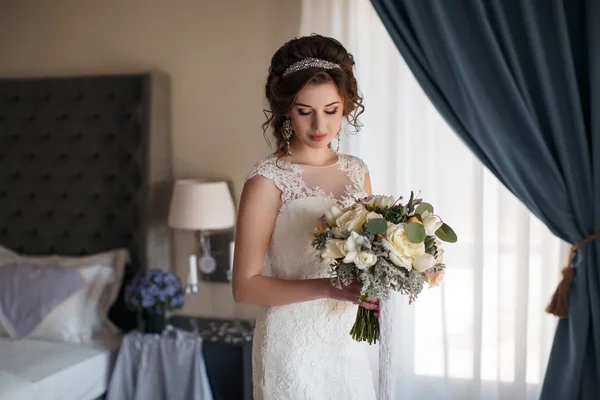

{"left": 263, "top": 34, "right": 364, "bottom": 157}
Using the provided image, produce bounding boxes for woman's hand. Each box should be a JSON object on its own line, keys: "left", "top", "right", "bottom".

{"left": 325, "top": 279, "right": 380, "bottom": 314}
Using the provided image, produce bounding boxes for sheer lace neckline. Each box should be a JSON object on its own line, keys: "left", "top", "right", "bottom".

{"left": 285, "top": 155, "right": 340, "bottom": 169}
{"left": 246, "top": 153, "right": 369, "bottom": 209}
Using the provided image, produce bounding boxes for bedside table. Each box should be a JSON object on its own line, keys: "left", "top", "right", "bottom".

{"left": 168, "top": 315, "right": 254, "bottom": 400}
{"left": 106, "top": 329, "right": 213, "bottom": 400}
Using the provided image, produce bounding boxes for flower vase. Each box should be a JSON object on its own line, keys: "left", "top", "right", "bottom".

{"left": 143, "top": 310, "right": 166, "bottom": 334}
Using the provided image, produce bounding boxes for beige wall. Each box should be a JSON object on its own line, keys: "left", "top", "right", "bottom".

{"left": 0, "top": 0, "right": 302, "bottom": 320}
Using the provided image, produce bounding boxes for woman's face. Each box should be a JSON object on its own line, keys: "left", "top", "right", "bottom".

{"left": 288, "top": 81, "right": 343, "bottom": 151}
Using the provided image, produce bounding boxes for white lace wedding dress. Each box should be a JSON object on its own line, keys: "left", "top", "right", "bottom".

{"left": 246, "top": 153, "right": 377, "bottom": 400}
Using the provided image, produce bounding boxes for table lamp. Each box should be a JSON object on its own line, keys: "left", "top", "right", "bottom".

{"left": 168, "top": 179, "right": 235, "bottom": 293}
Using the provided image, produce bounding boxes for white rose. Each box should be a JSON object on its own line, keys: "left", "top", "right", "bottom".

{"left": 421, "top": 211, "right": 443, "bottom": 235}
{"left": 366, "top": 195, "right": 395, "bottom": 209}
{"left": 412, "top": 253, "right": 436, "bottom": 272}
{"left": 322, "top": 239, "right": 345, "bottom": 259}
{"left": 336, "top": 207, "right": 368, "bottom": 232}
{"left": 381, "top": 223, "right": 425, "bottom": 270}
{"left": 325, "top": 206, "right": 344, "bottom": 227}
{"left": 355, "top": 252, "right": 377, "bottom": 270}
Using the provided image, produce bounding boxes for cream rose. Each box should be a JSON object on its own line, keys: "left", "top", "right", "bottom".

{"left": 336, "top": 206, "right": 368, "bottom": 232}
{"left": 366, "top": 211, "right": 383, "bottom": 222}
{"left": 381, "top": 223, "right": 425, "bottom": 270}
{"left": 412, "top": 253, "right": 436, "bottom": 272}
{"left": 331, "top": 227, "right": 346, "bottom": 239}
{"left": 325, "top": 206, "right": 344, "bottom": 227}
{"left": 321, "top": 239, "right": 345, "bottom": 259}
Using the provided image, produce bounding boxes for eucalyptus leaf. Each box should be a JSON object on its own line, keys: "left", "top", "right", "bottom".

{"left": 435, "top": 223, "right": 458, "bottom": 243}
{"left": 367, "top": 218, "right": 388, "bottom": 235}
{"left": 405, "top": 222, "right": 426, "bottom": 243}
{"left": 415, "top": 202, "right": 434, "bottom": 215}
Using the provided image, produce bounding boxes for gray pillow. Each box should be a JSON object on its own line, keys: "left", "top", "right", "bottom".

{"left": 0, "top": 261, "right": 86, "bottom": 339}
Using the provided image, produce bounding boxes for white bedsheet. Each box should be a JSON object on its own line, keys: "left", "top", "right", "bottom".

{"left": 0, "top": 337, "right": 119, "bottom": 400}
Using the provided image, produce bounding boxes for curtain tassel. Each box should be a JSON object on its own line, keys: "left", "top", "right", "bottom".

{"left": 546, "top": 231, "right": 600, "bottom": 318}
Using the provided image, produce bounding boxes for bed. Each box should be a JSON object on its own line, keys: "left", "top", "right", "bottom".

{"left": 0, "top": 72, "right": 172, "bottom": 400}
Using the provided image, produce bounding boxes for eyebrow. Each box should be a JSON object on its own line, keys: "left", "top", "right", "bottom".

{"left": 295, "top": 101, "right": 340, "bottom": 108}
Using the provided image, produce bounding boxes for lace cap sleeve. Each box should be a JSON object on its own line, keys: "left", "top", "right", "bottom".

{"left": 340, "top": 154, "right": 369, "bottom": 190}
{"left": 245, "top": 156, "right": 287, "bottom": 193}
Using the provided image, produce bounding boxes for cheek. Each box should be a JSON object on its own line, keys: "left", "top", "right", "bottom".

{"left": 290, "top": 116, "right": 309, "bottom": 132}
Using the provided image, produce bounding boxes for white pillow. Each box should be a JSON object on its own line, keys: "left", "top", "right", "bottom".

{"left": 0, "top": 247, "right": 129, "bottom": 344}
{"left": 0, "top": 245, "right": 18, "bottom": 263}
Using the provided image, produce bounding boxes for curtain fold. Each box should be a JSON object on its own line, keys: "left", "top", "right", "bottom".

{"left": 369, "top": 0, "right": 599, "bottom": 399}
{"left": 300, "top": 1, "right": 565, "bottom": 399}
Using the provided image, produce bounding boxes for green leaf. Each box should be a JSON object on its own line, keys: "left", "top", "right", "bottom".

{"left": 405, "top": 222, "right": 426, "bottom": 243}
{"left": 435, "top": 223, "right": 458, "bottom": 243}
{"left": 367, "top": 218, "right": 387, "bottom": 235}
{"left": 415, "top": 202, "right": 434, "bottom": 215}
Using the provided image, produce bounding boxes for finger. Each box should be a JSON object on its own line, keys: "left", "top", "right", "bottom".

{"left": 374, "top": 312, "right": 379, "bottom": 318}
{"left": 348, "top": 294, "right": 359, "bottom": 304}
{"left": 359, "top": 301, "right": 379, "bottom": 310}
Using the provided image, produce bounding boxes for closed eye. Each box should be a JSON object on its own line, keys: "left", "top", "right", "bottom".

{"left": 296, "top": 108, "right": 339, "bottom": 116}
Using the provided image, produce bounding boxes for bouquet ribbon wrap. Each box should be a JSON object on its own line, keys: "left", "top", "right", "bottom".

{"left": 379, "top": 295, "right": 394, "bottom": 399}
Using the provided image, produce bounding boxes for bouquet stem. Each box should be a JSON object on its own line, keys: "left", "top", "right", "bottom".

{"left": 350, "top": 294, "right": 380, "bottom": 344}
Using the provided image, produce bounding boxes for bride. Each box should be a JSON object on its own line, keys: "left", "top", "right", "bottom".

{"left": 232, "top": 34, "right": 379, "bottom": 400}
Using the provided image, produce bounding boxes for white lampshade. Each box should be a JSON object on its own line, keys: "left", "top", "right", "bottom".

{"left": 168, "top": 179, "right": 235, "bottom": 231}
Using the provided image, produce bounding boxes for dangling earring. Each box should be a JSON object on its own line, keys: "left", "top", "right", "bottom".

{"left": 335, "top": 124, "right": 342, "bottom": 153}
{"left": 282, "top": 117, "right": 294, "bottom": 155}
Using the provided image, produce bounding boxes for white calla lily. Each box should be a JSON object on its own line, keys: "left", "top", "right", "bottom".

{"left": 421, "top": 211, "right": 443, "bottom": 235}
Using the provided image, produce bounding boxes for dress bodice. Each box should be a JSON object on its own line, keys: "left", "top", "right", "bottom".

{"left": 246, "top": 153, "right": 369, "bottom": 279}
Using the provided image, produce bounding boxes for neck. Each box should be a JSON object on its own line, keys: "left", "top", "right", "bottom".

{"left": 286, "top": 145, "right": 338, "bottom": 167}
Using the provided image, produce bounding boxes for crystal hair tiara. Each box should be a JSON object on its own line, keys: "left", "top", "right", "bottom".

{"left": 282, "top": 57, "right": 342, "bottom": 78}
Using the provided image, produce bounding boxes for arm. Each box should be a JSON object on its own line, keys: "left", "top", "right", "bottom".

{"left": 231, "top": 175, "right": 331, "bottom": 306}
{"left": 364, "top": 171, "right": 373, "bottom": 196}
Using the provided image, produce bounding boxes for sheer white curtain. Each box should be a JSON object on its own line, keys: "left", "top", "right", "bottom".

{"left": 300, "top": 1, "right": 566, "bottom": 399}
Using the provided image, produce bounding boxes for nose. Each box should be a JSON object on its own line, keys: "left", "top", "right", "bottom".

{"left": 312, "top": 113, "right": 327, "bottom": 134}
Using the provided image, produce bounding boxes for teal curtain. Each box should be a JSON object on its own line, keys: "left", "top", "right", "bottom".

{"left": 369, "top": 0, "right": 600, "bottom": 398}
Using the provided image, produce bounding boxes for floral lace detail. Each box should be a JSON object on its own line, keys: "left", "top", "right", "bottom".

{"left": 245, "top": 153, "right": 369, "bottom": 209}
{"left": 247, "top": 153, "right": 376, "bottom": 400}
{"left": 336, "top": 153, "right": 370, "bottom": 208}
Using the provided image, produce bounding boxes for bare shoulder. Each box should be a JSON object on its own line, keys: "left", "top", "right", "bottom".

{"left": 242, "top": 173, "right": 281, "bottom": 207}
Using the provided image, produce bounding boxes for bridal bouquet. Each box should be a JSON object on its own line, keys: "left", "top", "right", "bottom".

{"left": 311, "top": 192, "right": 457, "bottom": 344}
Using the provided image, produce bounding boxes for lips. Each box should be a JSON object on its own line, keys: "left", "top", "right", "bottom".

{"left": 310, "top": 134, "right": 328, "bottom": 141}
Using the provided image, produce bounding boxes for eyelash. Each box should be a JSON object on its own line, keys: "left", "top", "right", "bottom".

{"left": 297, "top": 109, "right": 339, "bottom": 116}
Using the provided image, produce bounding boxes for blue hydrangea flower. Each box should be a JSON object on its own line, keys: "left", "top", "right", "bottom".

{"left": 124, "top": 268, "right": 185, "bottom": 313}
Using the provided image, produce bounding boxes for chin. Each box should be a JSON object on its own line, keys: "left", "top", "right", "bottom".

{"left": 307, "top": 141, "right": 332, "bottom": 150}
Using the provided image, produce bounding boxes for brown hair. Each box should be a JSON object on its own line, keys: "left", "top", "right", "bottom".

{"left": 262, "top": 34, "right": 364, "bottom": 158}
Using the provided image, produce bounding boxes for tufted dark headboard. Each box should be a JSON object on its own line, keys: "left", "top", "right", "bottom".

{"left": 0, "top": 72, "right": 172, "bottom": 331}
